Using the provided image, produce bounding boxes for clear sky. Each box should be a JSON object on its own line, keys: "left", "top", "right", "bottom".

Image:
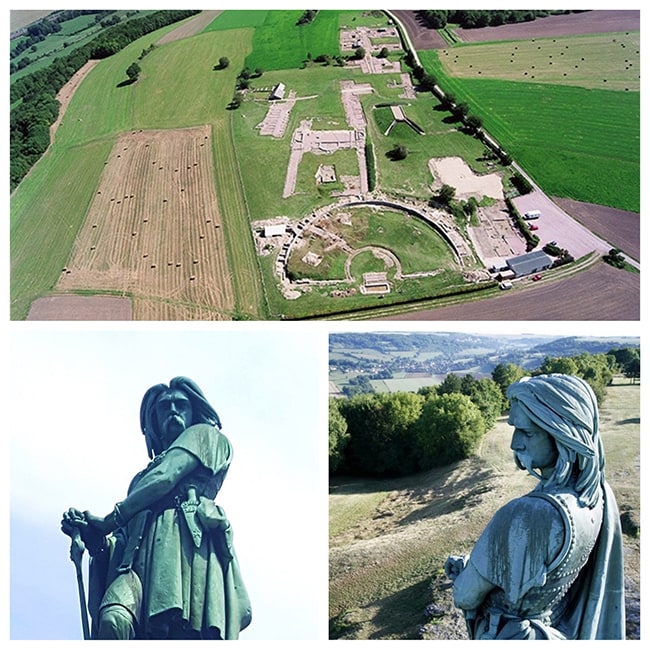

{"left": 9, "top": 326, "right": 328, "bottom": 640}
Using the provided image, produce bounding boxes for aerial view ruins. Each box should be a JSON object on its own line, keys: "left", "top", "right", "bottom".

{"left": 10, "top": 9, "right": 640, "bottom": 320}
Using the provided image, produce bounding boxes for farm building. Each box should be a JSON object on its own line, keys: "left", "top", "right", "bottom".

{"left": 269, "top": 83, "right": 286, "bottom": 100}
{"left": 506, "top": 250, "right": 554, "bottom": 277}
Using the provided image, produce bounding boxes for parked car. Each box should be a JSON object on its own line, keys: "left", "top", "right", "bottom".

{"left": 529, "top": 223, "right": 539, "bottom": 231}
{"left": 532, "top": 274, "right": 543, "bottom": 281}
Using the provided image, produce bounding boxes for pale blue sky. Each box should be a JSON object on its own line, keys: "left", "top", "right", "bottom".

{"left": 9, "top": 326, "right": 328, "bottom": 640}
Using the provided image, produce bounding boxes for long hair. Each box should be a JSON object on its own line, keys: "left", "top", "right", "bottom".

{"left": 140, "top": 376, "right": 221, "bottom": 458}
{"left": 506, "top": 374, "right": 604, "bottom": 508}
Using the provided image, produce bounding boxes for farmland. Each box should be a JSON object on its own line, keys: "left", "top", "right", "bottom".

{"left": 11, "top": 17, "right": 264, "bottom": 320}
{"left": 55, "top": 127, "right": 234, "bottom": 320}
{"left": 418, "top": 27, "right": 640, "bottom": 212}
{"left": 10, "top": 9, "right": 640, "bottom": 320}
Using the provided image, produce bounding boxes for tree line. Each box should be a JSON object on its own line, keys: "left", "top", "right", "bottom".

{"left": 417, "top": 9, "right": 585, "bottom": 30}
{"left": 10, "top": 10, "right": 199, "bottom": 191}
{"left": 330, "top": 348, "right": 640, "bottom": 478}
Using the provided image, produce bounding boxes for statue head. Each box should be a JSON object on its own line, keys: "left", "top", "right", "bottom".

{"left": 140, "top": 376, "right": 221, "bottom": 458}
{"left": 506, "top": 374, "right": 604, "bottom": 507}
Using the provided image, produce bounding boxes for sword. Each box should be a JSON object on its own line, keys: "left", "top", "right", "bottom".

{"left": 69, "top": 527, "right": 90, "bottom": 640}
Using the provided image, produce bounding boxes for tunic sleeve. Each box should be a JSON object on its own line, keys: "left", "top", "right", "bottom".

{"left": 469, "top": 496, "right": 565, "bottom": 605}
{"left": 170, "top": 423, "right": 232, "bottom": 475}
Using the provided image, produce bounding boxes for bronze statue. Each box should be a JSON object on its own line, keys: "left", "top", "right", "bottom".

{"left": 445, "top": 374, "right": 625, "bottom": 639}
{"left": 61, "top": 377, "right": 251, "bottom": 639}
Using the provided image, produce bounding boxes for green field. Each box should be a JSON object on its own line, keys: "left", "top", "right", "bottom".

{"left": 419, "top": 33, "right": 640, "bottom": 212}
{"left": 287, "top": 206, "right": 457, "bottom": 283}
{"left": 244, "top": 10, "right": 341, "bottom": 72}
{"left": 11, "top": 22, "right": 265, "bottom": 319}
{"left": 10, "top": 11, "right": 157, "bottom": 82}
{"left": 438, "top": 31, "right": 640, "bottom": 91}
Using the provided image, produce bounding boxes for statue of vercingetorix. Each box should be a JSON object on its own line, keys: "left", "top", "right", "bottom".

{"left": 62, "top": 377, "right": 251, "bottom": 639}
{"left": 445, "top": 374, "right": 624, "bottom": 640}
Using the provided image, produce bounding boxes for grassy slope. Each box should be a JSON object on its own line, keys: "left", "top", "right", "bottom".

{"left": 329, "top": 379, "right": 640, "bottom": 639}
{"left": 11, "top": 22, "right": 266, "bottom": 319}
{"left": 419, "top": 46, "right": 640, "bottom": 212}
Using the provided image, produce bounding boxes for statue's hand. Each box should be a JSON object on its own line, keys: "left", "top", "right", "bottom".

{"left": 61, "top": 508, "right": 107, "bottom": 555}
{"left": 444, "top": 555, "right": 467, "bottom": 581}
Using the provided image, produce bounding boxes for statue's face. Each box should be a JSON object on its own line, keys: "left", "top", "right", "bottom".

{"left": 155, "top": 389, "right": 193, "bottom": 448}
{"left": 509, "top": 401, "right": 558, "bottom": 476}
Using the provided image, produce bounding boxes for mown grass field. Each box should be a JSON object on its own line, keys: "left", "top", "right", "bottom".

{"left": 11, "top": 21, "right": 266, "bottom": 319}
{"left": 439, "top": 31, "right": 640, "bottom": 91}
{"left": 243, "top": 10, "right": 341, "bottom": 72}
{"left": 419, "top": 32, "right": 640, "bottom": 212}
{"left": 329, "top": 379, "right": 640, "bottom": 639}
{"left": 10, "top": 139, "right": 114, "bottom": 319}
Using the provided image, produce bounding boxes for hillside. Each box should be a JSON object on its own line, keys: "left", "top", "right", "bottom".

{"left": 329, "top": 379, "right": 640, "bottom": 639}
{"left": 329, "top": 331, "right": 640, "bottom": 394}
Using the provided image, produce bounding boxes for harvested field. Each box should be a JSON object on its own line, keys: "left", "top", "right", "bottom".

{"left": 384, "top": 262, "right": 639, "bottom": 321}
{"left": 429, "top": 156, "right": 502, "bottom": 200}
{"left": 156, "top": 10, "right": 223, "bottom": 45}
{"left": 394, "top": 10, "right": 640, "bottom": 50}
{"left": 26, "top": 295, "right": 132, "bottom": 320}
{"left": 55, "top": 126, "right": 235, "bottom": 320}
{"left": 454, "top": 10, "right": 640, "bottom": 43}
{"left": 554, "top": 197, "right": 639, "bottom": 262}
{"left": 390, "top": 10, "right": 449, "bottom": 50}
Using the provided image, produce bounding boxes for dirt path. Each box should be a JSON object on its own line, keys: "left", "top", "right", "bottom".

{"left": 50, "top": 59, "right": 100, "bottom": 142}
{"left": 156, "top": 10, "right": 222, "bottom": 45}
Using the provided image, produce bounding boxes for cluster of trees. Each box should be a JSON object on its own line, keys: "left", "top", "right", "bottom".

{"left": 10, "top": 10, "right": 198, "bottom": 190}
{"left": 418, "top": 10, "right": 578, "bottom": 30}
{"left": 10, "top": 18, "right": 62, "bottom": 60}
{"left": 510, "top": 170, "right": 533, "bottom": 195}
{"left": 138, "top": 43, "right": 155, "bottom": 60}
{"left": 229, "top": 66, "right": 264, "bottom": 108}
{"left": 296, "top": 10, "right": 318, "bottom": 26}
{"left": 331, "top": 348, "right": 639, "bottom": 477}
{"left": 306, "top": 52, "right": 348, "bottom": 67}
{"left": 506, "top": 198, "right": 541, "bottom": 250}
{"left": 387, "top": 142, "right": 408, "bottom": 161}
{"left": 365, "top": 142, "right": 376, "bottom": 191}
{"left": 603, "top": 248, "right": 627, "bottom": 269}
{"left": 409, "top": 65, "right": 485, "bottom": 142}
{"left": 234, "top": 66, "right": 264, "bottom": 90}
{"left": 330, "top": 375, "right": 497, "bottom": 477}
{"left": 125, "top": 62, "right": 141, "bottom": 83}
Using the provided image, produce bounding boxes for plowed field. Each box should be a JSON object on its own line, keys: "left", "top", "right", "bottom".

{"left": 56, "top": 126, "right": 234, "bottom": 320}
